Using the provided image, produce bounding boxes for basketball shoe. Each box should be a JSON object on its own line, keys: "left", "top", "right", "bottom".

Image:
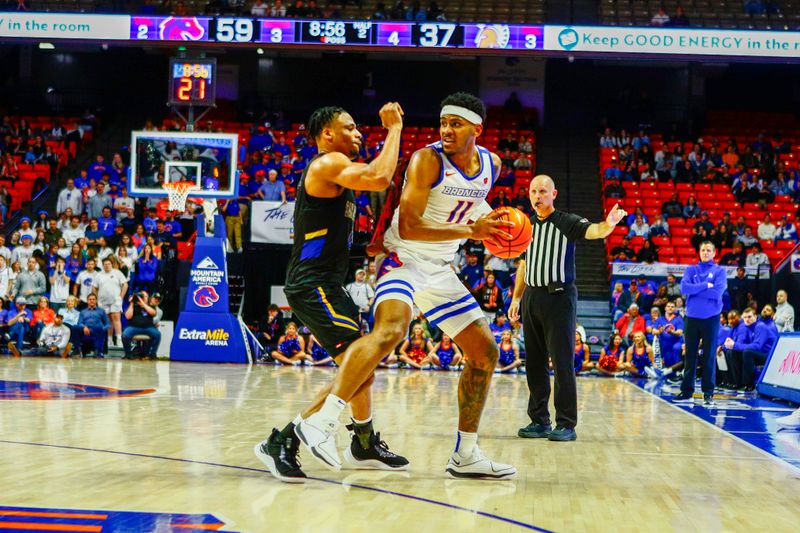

{"left": 343, "top": 425, "right": 409, "bottom": 471}
{"left": 295, "top": 414, "right": 342, "bottom": 471}
{"left": 445, "top": 445, "right": 516, "bottom": 480}
{"left": 254, "top": 428, "right": 307, "bottom": 483}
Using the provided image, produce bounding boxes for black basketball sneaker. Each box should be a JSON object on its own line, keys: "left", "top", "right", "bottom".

{"left": 343, "top": 424, "right": 410, "bottom": 471}
{"left": 254, "top": 428, "right": 307, "bottom": 483}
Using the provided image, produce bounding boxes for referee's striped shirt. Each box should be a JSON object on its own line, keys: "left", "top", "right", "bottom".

{"left": 523, "top": 210, "right": 591, "bottom": 288}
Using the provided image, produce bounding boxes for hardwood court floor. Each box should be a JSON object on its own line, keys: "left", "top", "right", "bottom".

{"left": 0, "top": 358, "right": 798, "bottom": 532}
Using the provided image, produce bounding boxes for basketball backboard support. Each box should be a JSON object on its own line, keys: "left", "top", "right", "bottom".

{"left": 128, "top": 131, "right": 239, "bottom": 199}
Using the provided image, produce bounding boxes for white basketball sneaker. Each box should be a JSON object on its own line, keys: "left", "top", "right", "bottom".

{"left": 295, "top": 413, "right": 342, "bottom": 471}
{"left": 775, "top": 409, "right": 800, "bottom": 429}
{"left": 445, "top": 445, "right": 516, "bottom": 480}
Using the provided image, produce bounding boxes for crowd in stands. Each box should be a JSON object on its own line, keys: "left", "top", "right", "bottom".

{"left": 601, "top": 125, "right": 800, "bottom": 269}
{"left": 0, "top": 114, "right": 86, "bottom": 223}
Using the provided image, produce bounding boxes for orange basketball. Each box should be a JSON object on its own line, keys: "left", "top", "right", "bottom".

{"left": 483, "top": 207, "right": 532, "bottom": 259}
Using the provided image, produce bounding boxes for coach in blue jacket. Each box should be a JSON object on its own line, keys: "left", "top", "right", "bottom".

{"left": 672, "top": 241, "right": 727, "bottom": 406}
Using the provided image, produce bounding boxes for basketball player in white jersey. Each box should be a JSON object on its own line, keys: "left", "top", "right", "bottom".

{"left": 297, "top": 92, "right": 517, "bottom": 479}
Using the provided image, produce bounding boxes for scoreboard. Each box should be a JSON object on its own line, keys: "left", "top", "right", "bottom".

{"left": 168, "top": 58, "right": 216, "bottom": 106}
{"left": 130, "top": 16, "right": 544, "bottom": 51}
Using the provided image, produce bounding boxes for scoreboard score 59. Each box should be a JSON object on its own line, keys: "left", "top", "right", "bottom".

{"left": 169, "top": 58, "right": 216, "bottom": 106}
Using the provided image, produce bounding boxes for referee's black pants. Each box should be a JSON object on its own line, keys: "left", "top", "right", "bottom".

{"left": 521, "top": 284, "right": 578, "bottom": 429}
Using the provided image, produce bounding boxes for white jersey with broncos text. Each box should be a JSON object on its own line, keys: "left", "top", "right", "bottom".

{"left": 383, "top": 141, "right": 495, "bottom": 265}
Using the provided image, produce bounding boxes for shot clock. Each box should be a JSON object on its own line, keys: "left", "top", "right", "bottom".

{"left": 168, "top": 58, "right": 216, "bottom": 106}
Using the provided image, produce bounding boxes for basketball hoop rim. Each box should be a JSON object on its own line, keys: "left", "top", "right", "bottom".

{"left": 163, "top": 181, "right": 201, "bottom": 212}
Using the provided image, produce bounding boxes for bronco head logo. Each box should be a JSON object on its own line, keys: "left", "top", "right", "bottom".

{"left": 377, "top": 252, "right": 404, "bottom": 279}
{"left": 474, "top": 24, "right": 510, "bottom": 49}
{"left": 159, "top": 17, "right": 205, "bottom": 41}
{"left": 193, "top": 285, "right": 220, "bottom": 308}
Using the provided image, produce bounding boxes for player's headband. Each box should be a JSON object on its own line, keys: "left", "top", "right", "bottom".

{"left": 440, "top": 105, "right": 483, "bottom": 125}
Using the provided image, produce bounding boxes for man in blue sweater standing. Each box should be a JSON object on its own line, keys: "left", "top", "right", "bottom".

{"left": 724, "top": 304, "right": 778, "bottom": 391}
{"left": 673, "top": 241, "right": 727, "bottom": 406}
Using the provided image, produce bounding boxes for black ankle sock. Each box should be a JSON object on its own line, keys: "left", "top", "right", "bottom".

{"left": 352, "top": 419, "right": 374, "bottom": 448}
{"left": 278, "top": 422, "right": 295, "bottom": 441}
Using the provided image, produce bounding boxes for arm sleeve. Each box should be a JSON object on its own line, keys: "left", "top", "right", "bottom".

{"left": 56, "top": 328, "right": 69, "bottom": 350}
{"left": 561, "top": 212, "right": 591, "bottom": 241}
{"left": 35, "top": 273, "right": 46, "bottom": 295}
{"left": 679, "top": 267, "right": 705, "bottom": 295}
{"left": 735, "top": 325, "right": 764, "bottom": 352}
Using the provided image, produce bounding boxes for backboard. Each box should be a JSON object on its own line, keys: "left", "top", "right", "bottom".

{"left": 128, "top": 130, "right": 239, "bottom": 199}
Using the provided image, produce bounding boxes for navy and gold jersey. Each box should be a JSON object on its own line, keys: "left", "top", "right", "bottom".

{"left": 285, "top": 155, "right": 356, "bottom": 288}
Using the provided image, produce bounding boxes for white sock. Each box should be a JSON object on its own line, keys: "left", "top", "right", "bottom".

{"left": 319, "top": 394, "right": 346, "bottom": 420}
{"left": 662, "top": 368, "right": 673, "bottom": 377}
{"left": 293, "top": 414, "right": 303, "bottom": 426}
{"left": 352, "top": 415, "right": 372, "bottom": 425}
{"left": 455, "top": 431, "right": 477, "bottom": 457}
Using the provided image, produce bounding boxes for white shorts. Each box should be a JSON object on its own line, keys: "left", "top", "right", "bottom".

{"left": 374, "top": 250, "right": 484, "bottom": 338}
{"left": 99, "top": 299, "right": 122, "bottom": 314}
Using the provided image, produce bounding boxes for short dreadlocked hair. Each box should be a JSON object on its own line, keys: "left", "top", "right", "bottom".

{"left": 308, "top": 106, "right": 348, "bottom": 141}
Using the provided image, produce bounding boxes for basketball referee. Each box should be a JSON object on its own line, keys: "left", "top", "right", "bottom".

{"left": 509, "top": 175, "right": 626, "bottom": 441}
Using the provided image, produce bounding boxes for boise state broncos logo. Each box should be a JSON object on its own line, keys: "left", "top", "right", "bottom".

{"left": 193, "top": 285, "right": 220, "bottom": 308}
{"left": 0, "top": 380, "right": 155, "bottom": 400}
{"left": 159, "top": 17, "right": 205, "bottom": 41}
{"left": 377, "top": 252, "right": 404, "bottom": 280}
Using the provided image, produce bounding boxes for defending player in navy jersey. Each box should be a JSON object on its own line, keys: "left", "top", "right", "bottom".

{"left": 297, "top": 92, "right": 518, "bottom": 479}
{"left": 254, "top": 103, "right": 409, "bottom": 483}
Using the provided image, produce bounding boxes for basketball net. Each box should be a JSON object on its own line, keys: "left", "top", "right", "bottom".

{"left": 163, "top": 181, "right": 216, "bottom": 235}
{"left": 163, "top": 181, "right": 199, "bottom": 212}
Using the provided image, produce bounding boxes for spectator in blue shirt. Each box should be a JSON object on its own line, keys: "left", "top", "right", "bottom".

{"left": 292, "top": 125, "right": 307, "bottom": 149}
{"left": 143, "top": 208, "right": 159, "bottom": 234}
{"left": 97, "top": 207, "right": 117, "bottom": 238}
{"left": 459, "top": 253, "right": 484, "bottom": 289}
{"left": 272, "top": 135, "right": 291, "bottom": 158}
{"left": 248, "top": 125, "right": 274, "bottom": 153}
{"left": 77, "top": 293, "right": 110, "bottom": 357}
{"left": 724, "top": 305, "right": 778, "bottom": 391}
{"left": 6, "top": 297, "right": 33, "bottom": 347}
{"left": 259, "top": 169, "right": 287, "bottom": 202}
{"left": 87, "top": 154, "right": 110, "bottom": 183}
{"left": 134, "top": 244, "right": 159, "bottom": 293}
{"left": 74, "top": 169, "right": 89, "bottom": 190}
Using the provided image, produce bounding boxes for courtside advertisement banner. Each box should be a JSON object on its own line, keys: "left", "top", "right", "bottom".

{"left": 545, "top": 25, "right": 800, "bottom": 59}
{"left": 758, "top": 334, "right": 800, "bottom": 404}
{"left": 611, "top": 262, "right": 770, "bottom": 279}
{"left": 251, "top": 201, "right": 294, "bottom": 245}
{"left": 0, "top": 13, "right": 130, "bottom": 40}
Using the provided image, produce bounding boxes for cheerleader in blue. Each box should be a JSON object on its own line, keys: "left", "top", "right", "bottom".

{"left": 597, "top": 333, "right": 626, "bottom": 376}
{"left": 574, "top": 331, "right": 594, "bottom": 374}
{"left": 428, "top": 334, "right": 463, "bottom": 370}
{"left": 270, "top": 322, "right": 306, "bottom": 365}
{"left": 620, "top": 332, "right": 655, "bottom": 378}
{"left": 306, "top": 334, "right": 334, "bottom": 366}
{"left": 496, "top": 330, "right": 522, "bottom": 373}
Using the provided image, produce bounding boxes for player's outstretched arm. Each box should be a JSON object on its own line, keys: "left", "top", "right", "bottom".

{"left": 316, "top": 102, "right": 404, "bottom": 192}
{"left": 398, "top": 149, "right": 513, "bottom": 243}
